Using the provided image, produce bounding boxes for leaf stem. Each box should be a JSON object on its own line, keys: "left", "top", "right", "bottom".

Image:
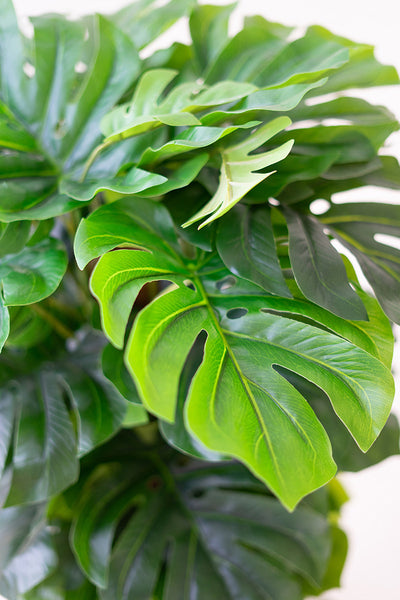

{"left": 79, "top": 138, "right": 115, "bottom": 182}
{"left": 31, "top": 304, "right": 75, "bottom": 339}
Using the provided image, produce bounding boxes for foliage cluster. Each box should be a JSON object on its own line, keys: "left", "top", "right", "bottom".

{"left": 0, "top": 0, "right": 400, "bottom": 598}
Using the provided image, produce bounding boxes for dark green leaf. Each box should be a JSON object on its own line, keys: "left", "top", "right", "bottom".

{"left": 321, "top": 202, "right": 400, "bottom": 323}
{"left": 216, "top": 204, "right": 291, "bottom": 296}
{"left": 0, "top": 3, "right": 141, "bottom": 220}
{"left": 71, "top": 455, "right": 332, "bottom": 599}
{"left": 0, "top": 239, "right": 67, "bottom": 307}
{"left": 284, "top": 208, "right": 368, "bottom": 319}
{"left": 0, "top": 329, "right": 127, "bottom": 506}
{"left": 0, "top": 504, "right": 57, "bottom": 599}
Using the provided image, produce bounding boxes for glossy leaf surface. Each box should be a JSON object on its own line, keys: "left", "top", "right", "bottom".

{"left": 70, "top": 447, "right": 334, "bottom": 599}
{"left": 0, "top": 329, "right": 127, "bottom": 506}
{"left": 0, "top": 0, "right": 145, "bottom": 220}
{"left": 0, "top": 504, "right": 57, "bottom": 599}
{"left": 75, "top": 198, "right": 395, "bottom": 509}
{"left": 284, "top": 208, "right": 368, "bottom": 320}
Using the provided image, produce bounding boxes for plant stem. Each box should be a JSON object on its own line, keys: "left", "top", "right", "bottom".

{"left": 31, "top": 304, "right": 74, "bottom": 339}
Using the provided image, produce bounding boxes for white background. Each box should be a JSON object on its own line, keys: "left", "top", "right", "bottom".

{"left": 4, "top": 1, "right": 400, "bottom": 598}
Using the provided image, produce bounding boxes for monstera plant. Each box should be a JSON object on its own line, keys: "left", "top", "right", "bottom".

{"left": 0, "top": 0, "right": 399, "bottom": 598}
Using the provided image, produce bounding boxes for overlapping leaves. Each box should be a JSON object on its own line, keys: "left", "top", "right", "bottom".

{"left": 0, "top": 433, "right": 348, "bottom": 600}
{"left": 0, "top": 328, "right": 127, "bottom": 507}
{"left": 68, "top": 437, "right": 343, "bottom": 600}
{"left": 75, "top": 198, "right": 394, "bottom": 509}
{"left": 0, "top": 0, "right": 148, "bottom": 220}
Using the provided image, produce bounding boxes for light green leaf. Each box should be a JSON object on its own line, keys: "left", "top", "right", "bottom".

{"left": 0, "top": 293, "right": 9, "bottom": 352}
{"left": 183, "top": 118, "right": 294, "bottom": 228}
{"left": 77, "top": 199, "right": 395, "bottom": 509}
{"left": 189, "top": 3, "right": 236, "bottom": 72}
{"left": 101, "top": 68, "right": 256, "bottom": 142}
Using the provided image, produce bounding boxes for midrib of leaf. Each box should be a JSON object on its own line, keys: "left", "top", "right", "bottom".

{"left": 193, "top": 274, "right": 286, "bottom": 491}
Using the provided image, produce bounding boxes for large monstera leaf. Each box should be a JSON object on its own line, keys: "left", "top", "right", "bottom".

{"left": 75, "top": 198, "right": 394, "bottom": 509}
{"left": 0, "top": 328, "right": 128, "bottom": 507}
{"left": 0, "top": 0, "right": 167, "bottom": 221}
{"left": 69, "top": 441, "right": 339, "bottom": 600}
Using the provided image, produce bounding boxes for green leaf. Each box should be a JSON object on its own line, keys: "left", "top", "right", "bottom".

{"left": 101, "top": 68, "right": 256, "bottom": 143}
{"left": 0, "top": 221, "right": 31, "bottom": 258}
{"left": 205, "top": 22, "right": 348, "bottom": 86}
{"left": 71, "top": 453, "right": 333, "bottom": 598}
{"left": 183, "top": 118, "right": 294, "bottom": 228}
{"left": 110, "top": 0, "right": 196, "bottom": 51}
{"left": 0, "top": 293, "right": 9, "bottom": 352}
{"left": 0, "top": 329, "right": 127, "bottom": 506}
{"left": 275, "top": 369, "right": 400, "bottom": 473}
{"left": 23, "top": 523, "right": 99, "bottom": 600}
{"left": 137, "top": 121, "right": 258, "bottom": 167}
{"left": 321, "top": 202, "right": 400, "bottom": 323}
{"left": 5, "top": 305, "right": 51, "bottom": 349}
{"left": 216, "top": 204, "right": 291, "bottom": 297}
{"left": 0, "top": 504, "right": 57, "bottom": 599}
{"left": 0, "top": 239, "right": 67, "bottom": 307}
{"left": 306, "top": 25, "right": 399, "bottom": 94}
{"left": 76, "top": 199, "right": 395, "bottom": 509}
{"left": 189, "top": 3, "right": 236, "bottom": 73}
{"left": 284, "top": 208, "right": 368, "bottom": 320}
{"left": 0, "top": 3, "right": 141, "bottom": 220}
{"left": 102, "top": 343, "right": 141, "bottom": 405}
{"left": 60, "top": 166, "right": 167, "bottom": 201}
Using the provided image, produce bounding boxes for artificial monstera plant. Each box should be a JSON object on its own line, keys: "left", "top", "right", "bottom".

{"left": 0, "top": 0, "right": 399, "bottom": 598}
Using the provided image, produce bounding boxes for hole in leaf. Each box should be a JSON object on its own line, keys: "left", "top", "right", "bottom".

{"left": 216, "top": 275, "right": 236, "bottom": 292}
{"left": 113, "top": 503, "right": 140, "bottom": 548}
{"left": 226, "top": 307, "right": 248, "bottom": 319}
{"left": 374, "top": 233, "right": 400, "bottom": 251}
{"left": 260, "top": 308, "right": 336, "bottom": 336}
{"left": 269, "top": 198, "right": 280, "bottom": 206}
{"left": 74, "top": 61, "right": 87, "bottom": 74}
{"left": 310, "top": 199, "right": 331, "bottom": 215}
{"left": 184, "top": 279, "right": 196, "bottom": 291}
{"left": 23, "top": 62, "right": 35, "bottom": 78}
